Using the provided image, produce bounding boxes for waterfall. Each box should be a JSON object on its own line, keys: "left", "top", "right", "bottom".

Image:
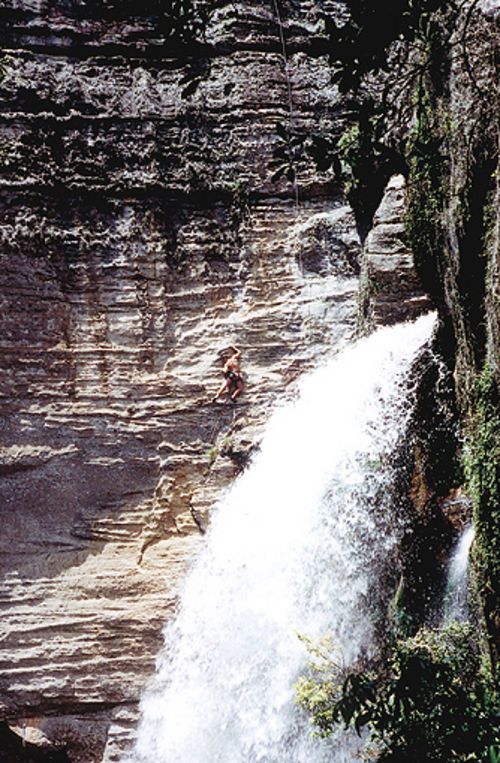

{"left": 444, "top": 526, "right": 475, "bottom": 622}
{"left": 130, "top": 313, "right": 436, "bottom": 763}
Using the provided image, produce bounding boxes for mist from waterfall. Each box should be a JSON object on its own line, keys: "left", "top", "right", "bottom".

{"left": 130, "top": 313, "right": 436, "bottom": 763}
{"left": 444, "top": 526, "right": 475, "bottom": 623}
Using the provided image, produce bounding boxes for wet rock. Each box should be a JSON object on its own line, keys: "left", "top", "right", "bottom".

{"left": 359, "top": 174, "right": 431, "bottom": 328}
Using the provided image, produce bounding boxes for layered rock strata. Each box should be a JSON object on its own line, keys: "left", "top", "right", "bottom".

{"left": 358, "top": 174, "right": 431, "bottom": 328}
{"left": 0, "top": 3, "right": 365, "bottom": 760}
{"left": 0, "top": 1, "right": 435, "bottom": 759}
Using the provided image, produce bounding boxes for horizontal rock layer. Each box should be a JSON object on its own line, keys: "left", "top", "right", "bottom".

{"left": 0, "top": 3, "right": 366, "bottom": 760}
{"left": 0, "top": 1, "right": 435, "bottom": 759}
{"left": 359, "top": 174, "right": 431, "bottom": 328}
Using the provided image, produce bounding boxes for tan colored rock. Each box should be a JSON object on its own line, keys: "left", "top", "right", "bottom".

{"left": 359, "top": 174, "right": 431, "bottom": 327}
{"left": 0, "top": 3, "right": 367, "bottom": 759}
{"left": 0, "top": 201, "right": 360, "bottom": 760}
{"left": 0, "top": 21, "right": 361, "bottom": 763}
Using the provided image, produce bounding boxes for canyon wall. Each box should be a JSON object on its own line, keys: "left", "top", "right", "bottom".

{"left": 1, "top": 0, "right": 497, "bottom": 760}
{"left": 0, "top": 3, "right": 366, "bottom": 760}
{"left": 401, "top": 0, "right": 500, "bottom": 662}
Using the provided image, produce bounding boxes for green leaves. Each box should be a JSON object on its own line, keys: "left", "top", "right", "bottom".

{"left": 318, "top": 0, "right": 455, "bottom": 95}
{"left": 295, "top": 623, "right": 500, "bottom": 761}
{"left": 159, "top": 0, "right": 215, "bottom": 48}
{"left": 337, "top": 672, "right": 378, "bottom": 733}
{"left": 307, "top": 135, "right": 342, "bottom": 176}
{"left": 463, "top": 366, "right": 500, "bottom": 654}
{"left": 268, "top": 122, "right": 305, "bottom": 185}
{"left": 179, "top": 58, "right": 211, "bottom": 98}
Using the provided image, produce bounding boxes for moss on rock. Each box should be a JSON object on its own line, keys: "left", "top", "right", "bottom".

{"left": 463, "top": 365, "right": 500, "bottom": 666}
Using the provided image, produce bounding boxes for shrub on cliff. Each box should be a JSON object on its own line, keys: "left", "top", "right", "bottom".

{"left": 299, "top": 0, "right": 456, "bottom": 237}
{"left": 158, "top": 0, "right": 215, "bottom": 51}
{"left": 295, "top": 622, "right": 500, "bottom": 761}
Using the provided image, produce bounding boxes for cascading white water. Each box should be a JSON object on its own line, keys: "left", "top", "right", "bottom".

{"left": 130, "top": 313, "right": 436, "bottom": 763}
{"left": 444, "top": 526, "right": 475, "bottom": 622}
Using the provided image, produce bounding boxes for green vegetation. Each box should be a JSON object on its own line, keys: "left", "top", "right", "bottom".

{"left": 294, "top": 633, "right": 345, "bottom": 734}
{"left": 320, "top": 0, "right": 454, "bottom": 95}
{"left": 205, "top": 444, "right": 219, "bottom": 475}
{"left": 412, "top": 345, "right": 461, "bottom": 496}
{"left": 291, "top": 2, "right": 500, "bottom": 755}
{"left": 296, "top": 0, "right": 455, "bottom": 236}
{"left": 296, "top": 623, "right": 500, "bottom": 761}
{"left": 159, "top": 0, "right": 214, "bottom": 48}
{"left": 405, "top": 80, "right": 444, "bottom": 305}
{"left": 305, "top": 99, "right": 400, "bottom": 239}
{"left": 464, "top": 365, "right": 500, "bottom": 665}
{"left": 269, "top": 1, "right": 454, "bottom": 227}
{"left": 158, "top": 1, "right": 216, "bottom": 97}
{"left": 268, "top": 122, "right": 305, "bottom": 188}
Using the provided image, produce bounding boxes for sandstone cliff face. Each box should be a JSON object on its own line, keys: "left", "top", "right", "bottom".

{"left": 359, "top": 174, "right": 431, "bottom": 328}
{"left": 0, "top": 3, "right": 367, "bottom": 760}
{"left": 0, "top": 0, "right": 450, "bottom": 757}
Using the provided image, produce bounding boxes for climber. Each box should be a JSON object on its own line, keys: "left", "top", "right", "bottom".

{"left": 212, "top": 345, "right": 243, "bottom": 403}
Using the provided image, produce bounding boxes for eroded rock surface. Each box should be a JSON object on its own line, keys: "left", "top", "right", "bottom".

{"left": 359, "top": 174, "right": 431, "bottom": 328}
{"left": 0, "top": 2, "right": 363, "bottom": 760}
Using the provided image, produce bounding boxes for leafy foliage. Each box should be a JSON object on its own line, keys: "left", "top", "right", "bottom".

{"left": 338, "top": 102, "right": 403, "bottom": 237}
{"left": 320, "top": 0, "right": 454, "bottom": 94}
{"left": 159, "top": 0, "right": 215, "bottom": 47}
{"left": 304, "top": 96, "right": 405, "bottom": 239}
{"left": 179, "top": 57, "right": 212, "bottom": 98}
{"left": 293, "top": 0, "right": 454, "bottom": 236}
{"left": 294, "top": 634, "right": 345, "bottom": 736}
{"left": 152, "top": 1, "right": 217, "bottom": 96}
{"left": 268, "top": 122, "right": 306, "bottom": 185}
{"left": 405, "top": 77, "right": 445, "bottom": 305}
{"left": 296, "top": 623, "right": 500, "bottom": 761}
{"left": 463, "top": 366, "right": 500, "bottom": 663}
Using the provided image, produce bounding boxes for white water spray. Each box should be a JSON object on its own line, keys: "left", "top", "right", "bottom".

{"left": 131, "top": 313, "right": 436, "bottom": 763}
{"left": 444, "top": 526, "right": 475, "bottom": 622}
